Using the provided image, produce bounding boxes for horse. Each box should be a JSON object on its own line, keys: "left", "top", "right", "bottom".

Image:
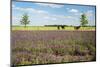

{"left": 74, "top": 26, "right": 81, "bottom": 30}
{"left": 61, "top": 25, "right": 65, "bottom": 29}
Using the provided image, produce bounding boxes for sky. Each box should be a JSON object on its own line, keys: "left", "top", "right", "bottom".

{"left": 12, "top": 1, "right": 96, "bottom": 26}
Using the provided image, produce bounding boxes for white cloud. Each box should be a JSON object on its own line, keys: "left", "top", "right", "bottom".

{"left": 67, "top": 8, "right": 82, "bottom": 16}
{"left": 12, "top": 16, "right": 18, "bottom": 20}
{"left": 52, "top": 18, "right": 57, "bottom": 20}
{"left": 69, "top": 9, "right": 79, "bottom": 13}
{"left": 44, "top": 16, "right": 50, "bottom": 19}
{"left": 35, "top": 3, "right": 64, "bottom": 8}
{"left": 85, "top": 10, "right": 93, "bottom": 17}
{"left": 43, "top": 15, "right": 57, "bottom": 21}
{"left": 52, "top": 14, "right": 73, "bottom": 19}
{"left": 12, "top": 16, "right": 21, "bottom": 25}
{"left": 74, "top": 12, "right": 82, "bottom": 16}
{"left": 67, "top": 16, "right": 74, "bottom": 19}
{"left": 13, "top": 6, "right": 48, "bottom": 15}
{"left": 36, "top": 10, "right": 48, "bottom": 14}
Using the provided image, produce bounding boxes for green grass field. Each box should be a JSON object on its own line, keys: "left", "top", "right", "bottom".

{"left": 12, "top": 26, "right": 95, "bottom": 31}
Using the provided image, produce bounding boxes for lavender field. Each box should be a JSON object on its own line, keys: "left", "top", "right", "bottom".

{"left": 11, "top": 30, "right": 96, "bottom": 65}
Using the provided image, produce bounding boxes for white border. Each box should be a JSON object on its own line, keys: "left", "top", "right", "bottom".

{"left": 22, "top": 0, "right": 96, "bottom": 5}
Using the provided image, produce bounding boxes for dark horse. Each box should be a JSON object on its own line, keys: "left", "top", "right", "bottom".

{"left": 74, "top": 26, "right": 81, "bottom": 30}
{"left": 61, "top": 26, "right": 65, "bottom": 29}
{"left": 57, "top": 25, "right": 65, "bottom": 30}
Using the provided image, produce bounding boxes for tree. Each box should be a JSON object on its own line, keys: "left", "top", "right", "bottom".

{"left": 80, "top": 14, "right": 88, "bottom": 26}
{"left": 20, "top": 13, "right": 30, "bottom": 28}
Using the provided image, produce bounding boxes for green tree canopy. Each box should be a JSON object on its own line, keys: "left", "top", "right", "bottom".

{"left": 20, "top": 13, "right": 30, "bottom": 28}
{"left": 80, "top": 14, "right": 88, "bottom": 26}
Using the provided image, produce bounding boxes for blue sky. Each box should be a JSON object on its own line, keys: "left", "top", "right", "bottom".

{"left": 12, "top": 1, "right": 96, "bottom": 26}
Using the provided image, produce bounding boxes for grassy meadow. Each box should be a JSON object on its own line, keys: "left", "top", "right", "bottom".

{"left": 12, "top": 26, "right": 95, "bottom": 31}
{"left": 11, "top": 26, "right": 96, "bottom": 66}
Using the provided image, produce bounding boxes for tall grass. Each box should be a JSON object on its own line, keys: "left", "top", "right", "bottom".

{"left": 11, "top": 30, "right": 96, "bottom": 65}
